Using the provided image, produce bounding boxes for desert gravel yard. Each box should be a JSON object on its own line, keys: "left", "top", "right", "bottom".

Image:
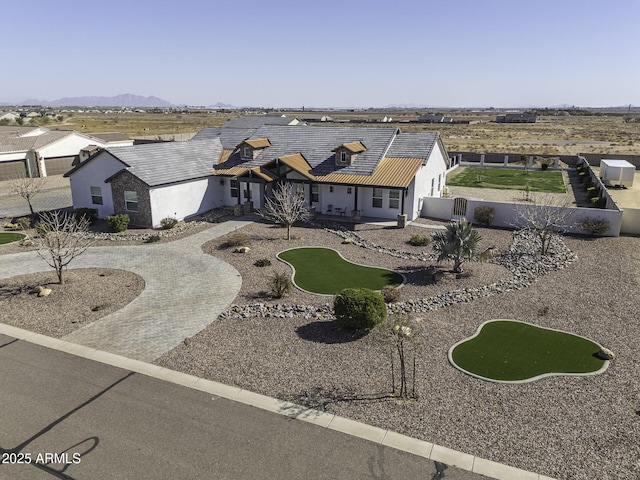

{"left": 158, "top": 220, "right": 640, "bottom": 480}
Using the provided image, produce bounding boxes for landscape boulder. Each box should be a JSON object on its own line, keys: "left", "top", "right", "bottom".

{"left": 596, "top": 347, "right": 615, "bottom": 360}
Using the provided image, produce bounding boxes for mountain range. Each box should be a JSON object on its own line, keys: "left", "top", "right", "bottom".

{"left": 1, "top": 94, "right": 176, "bottom": 108}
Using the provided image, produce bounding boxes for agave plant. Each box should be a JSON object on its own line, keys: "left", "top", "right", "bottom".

{"left": 431, "top": 218, "right": 481, "bottom": 273}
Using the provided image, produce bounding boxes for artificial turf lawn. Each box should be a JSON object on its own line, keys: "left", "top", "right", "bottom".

{"left": 450, "top": 320, "right": 605, "bottom": 382}
{"left": 447, "top": 167, "right": 566, "bottom": 193}
{"left": 277, "top": 247, "right": 403, "bottom": 295}
{"left": 0, "top": 232, "right": 25, "bottom": 245}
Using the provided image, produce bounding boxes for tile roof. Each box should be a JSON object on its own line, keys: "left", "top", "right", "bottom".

{"left": 220, "top": 115, "right": 298, "bottom": 129}
{"left": 332, "top": 141, "right": 367, "bottom": 153}
{"left": 0, "top": 126, "right": 124, "bottom": 154}
{"left": 242, "top": 138, "right": 271, "bottom": 149}
{"left": 105, "top": 139, "right": 223, "bottom": 187}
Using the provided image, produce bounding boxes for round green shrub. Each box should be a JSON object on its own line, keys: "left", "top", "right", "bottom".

{"left": 254, "top": 258, "right": 272, "bottom": 267}
{"left": 408, "top": 234, "right": 431, "bottom": 246}
{"left": 106, "top": 214, "right": 130, "bottom": 232}
{"left": 160, "top": 217, "right": 178, "bottom": 229}
{"left": 381, "top": 285, "right": 401, "bottom": 303}
{"left": 334, "top": 288, "right": 387, "bottom": 330}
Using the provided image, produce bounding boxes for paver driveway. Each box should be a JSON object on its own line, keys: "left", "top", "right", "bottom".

{"left": 0, "top": 218, "right": 253, "bottom": 361}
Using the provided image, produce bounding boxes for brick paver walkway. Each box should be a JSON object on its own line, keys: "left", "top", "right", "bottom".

{"left": 0, "top": 217, "right": 253, "bottom": 361}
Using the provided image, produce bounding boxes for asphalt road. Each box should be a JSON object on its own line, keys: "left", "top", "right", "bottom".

{"left": 0, "top": 335, "right": 486, "bottom": 480}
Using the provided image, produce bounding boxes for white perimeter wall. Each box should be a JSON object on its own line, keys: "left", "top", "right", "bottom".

{"left": 68, "top": 152, "right": 123, "bottom": 218}
{"left": 422, "top": 197, "right": 623, "bottom": 236}
{"left": 150, "top": 177, "right": 222, "bottom": 227}
{"left": 621, "top": 208, "right": 640, "bottom": 235}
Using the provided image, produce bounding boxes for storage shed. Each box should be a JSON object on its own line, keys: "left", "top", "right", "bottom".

{"left": 600, "top": 159, "right": 635, "bottom": 187}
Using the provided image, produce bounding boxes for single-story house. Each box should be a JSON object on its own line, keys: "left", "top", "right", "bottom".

{"left": 496, "top": 113, "right": 536, "bottom": 123}
{"left": 66, "top": 119, "right": 450, "bottom": 228}
{"left": 0, "top": 111, "right": 20, "bottom": 122}
{"left": 0, "top": 126, "right": 133, "bottom": 180}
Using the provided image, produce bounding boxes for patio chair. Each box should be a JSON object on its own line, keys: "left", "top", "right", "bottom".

{"left": 340, "top": 207, "right": 347, "bottom": 216}
{"left": 326, "top": 204, "right": 333, "bottom": 214}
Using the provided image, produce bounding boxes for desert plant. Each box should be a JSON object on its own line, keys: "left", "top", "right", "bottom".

{"left": 580, "top": 217, "right": 610, "bottom": 236}
{"left": 254, "top": 258, "right": 272, "bottom": 267}
{"left": 160, "top": 217, "right": 178, "bottom": 230}
{"left": 431, "top": 219, "right": 482, "bottom": 273}
{"left": 334, "top": 288, "right": 387, "bottom": 330}
{"left": 14, "top": 217, "right": 32, "bottom": 230}
{"left": 73, "top": 208, "right": 98, "bottom": 225}
{"left": 145, "top": 234, "right": 161, "bottom": 243}
{"left": 224, "top": 232, "right": 249, "bottom": 248}
{"left": 385, "top": 315, "right": 422, "bottom": 399}
{"left": 106, "top": 214, "right": 130, "bottom": 232}
{"left": 34, "top": 221, "right": 51, "bottom": 236}
{"left": 513, "top": 194, "right": 572, "bottom": 256}
{"left": 9, "top": 176, "right": 47, "bottom": 215}
{"left": 473, "top": 206, "right": 495, "bottom": 227}
{"left": 269, "top": 271, "right": 292, "bottom": 298}
{"left": 381, "top": 285, "right": 401, "bottom": 303}
{"left": 408, "top": 234, "right": 430, "bottom": 246}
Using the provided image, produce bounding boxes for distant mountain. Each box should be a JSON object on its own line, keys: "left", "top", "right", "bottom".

{"left": 2, "top": 94, "right": 175, "bottom": 108}
{"left": 207, "top": 102, "right": 236, "bottom": 109}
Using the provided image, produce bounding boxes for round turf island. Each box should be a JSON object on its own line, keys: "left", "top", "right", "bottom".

{"left": 0, "top": 232, "right": 26, "bottom": 245}
{"left": 277, "top": 247, "right": 403, "bottom": 295}
{"left": 448, "top": 319, "right": 609, "bottom": 383}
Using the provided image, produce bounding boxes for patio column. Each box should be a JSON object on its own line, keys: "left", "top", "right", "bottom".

{"left": 504, "top": 155, "right": 509, "bottom": 166}
{"left": 480, "top": 154, "right": 485, "bottom": 167}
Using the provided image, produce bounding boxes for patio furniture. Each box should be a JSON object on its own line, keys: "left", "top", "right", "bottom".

{"left": 326, "top": 204, "right": 333, "bottom": 214}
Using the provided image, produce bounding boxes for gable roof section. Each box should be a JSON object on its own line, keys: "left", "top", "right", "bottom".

{"left": 241, "top": 137, "right": 271, "bottom": 149}
{"left": 104, "top": 139, "right": 223, "bottom": 187}
{"left": 331, "top": 141, "right": 367, "bottom": 153}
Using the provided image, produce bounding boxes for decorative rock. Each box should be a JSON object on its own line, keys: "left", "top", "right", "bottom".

{"left": 32, "top": 286, "right": 43, "bottom": 294}
{"left": 596, "top": 347, "right": 615, "bottom": 360}
{"left": 21, "top": 239, "right": 32, "bottom": 246}
{"left": 38, "top": 288, "right": 52, "bottom": 297}
{"left": 234, "top": 246, "right": 250, "bottom": 253}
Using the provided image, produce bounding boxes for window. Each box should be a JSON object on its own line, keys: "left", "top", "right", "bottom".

{"left": 430, "top": 178, "right": 435, "bottom": 197}
{"left": 372, "top": 188, "right": 383, "bottom": 208}
{"left": 339, "top": 151, "right": 347, "bottom": 164}
{"left": 243, "top": 146, "right": 251, "bottom": 158}
{"left": 311, "top": 184, "right": 319, "bottom": 203}
{"left": 438, "top": 174, "right": 442, "bottom": 192}
{"left": 124, "top": 190, "right": 138, "bottom": 212}
{"left": 389, "top": 189, "right": 400, "bottom": 209}
{"left": 329, "top": 185, "right": 334, "bottom": 193}
{"left": 230, "top": 179, "right": 239, "bottom": 198}
{"left": 90, "top": 186, "right": 103, "bottom": 205}
{"left": 347, "top": 187, "right": 352, "bottom": 195}
{"left": 294, "top": 183, "right": 305, "bottom": 199}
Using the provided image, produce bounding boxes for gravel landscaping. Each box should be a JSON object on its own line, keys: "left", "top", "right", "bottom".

{"left": 158, "top": 219, "right": 640, "bottom": 480}
{"left": 0, "top": 268, "right": 144, "bottom": 337}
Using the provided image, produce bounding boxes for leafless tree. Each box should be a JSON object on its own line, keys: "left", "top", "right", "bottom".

{"left": 513, "top": 193, "right": 574, "bottom": 255}
{"left": 34, "top": 211, "right": 94, "bottom": 284}
{"left": 258, "top": 182, "right": 313, "bottom": 240}
{"left": 9, "top": 175, "right": 47, "bottom": 215}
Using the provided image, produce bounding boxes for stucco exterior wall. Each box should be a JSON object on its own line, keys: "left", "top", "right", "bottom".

{"left": 68, "top": 152, "right": 124, "bottom": 218}
{"left": 149, "top": 177, "right": 221, "bottom": 227}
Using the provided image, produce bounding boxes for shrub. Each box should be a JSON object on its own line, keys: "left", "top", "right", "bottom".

{"left": 580, "top": 218, "right": 610, "bottom": 236}
{"left": 73, "top": 208, "right": 98, "bottom": 225}
{"left": 224, "top": 232, "right": 249, "bottom": 248}
{"left": 145, "top": 234, "right": 161, "bottom": 243}
{"left": 408, "top": 234, "right": 430, "bottom": 246}
{"left": 381, "top": 285, "right": 401, "bottom": 303}
{"left": 473, "top": 206, "right": 495, "bottom": 227}
{"left": 34, "top": 221, "right": 50, "bottom": 236}
{"left": 269, "top": 272, "right": 291, "bottom": 298}
{"left": 334, "top": 288, "right": 387, "bottom": 330}
{"left": 578, "top": 171, "right": 588, "bottom": 183}
{"left": 254, "top": 258, "right": 272, "bottom": 267}
{"left": 106, "top": 214, "right": 130, "bottom": 232}
{"left": 160, "top": 217, "right": 178, "bottom": 230}
{"left": 14, "top": 217, "right": 32, "bottom": 230}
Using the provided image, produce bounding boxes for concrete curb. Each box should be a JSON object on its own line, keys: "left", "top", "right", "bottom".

{"left": 0, "top": 323, "right": 555, "bottom": 480}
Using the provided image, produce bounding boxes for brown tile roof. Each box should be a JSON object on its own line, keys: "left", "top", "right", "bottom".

{"left": 331, "top": 141, "right": 367, "bottom": 153}
{"left": 241, "top": 138, "right": 271, "bottom": 149}
{"left": 217, "top": 149, "right": 234, "bottom": 164}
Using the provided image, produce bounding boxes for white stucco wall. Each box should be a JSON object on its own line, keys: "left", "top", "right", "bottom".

{"left": 68, "top": 152, "right": 124, "bottom": 218}
{"left": 39, "top": 133, "right": 107, "bottom": 159}
{"left": 149, "top": 177, "right": 222, "bottom": 227}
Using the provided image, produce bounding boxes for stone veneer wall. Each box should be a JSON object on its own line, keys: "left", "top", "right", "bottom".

{"left": 110, "top": 171, "right": 153, "bottom": 227}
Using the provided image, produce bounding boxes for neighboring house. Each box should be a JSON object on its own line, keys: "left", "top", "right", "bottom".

{"left": 496, "top": 113, "right": 536, "bottom": 123}
{"left": 418, "top": 115, "right": 453, "bottom": 123}
{"left": 220, "top": 114, "right": 300, "bottom": 129}
{"left": 0, "top": 111, "right": 20, "bottom": 122}
{"left": 0, "top": 126, "right": 134, "bottom": 180}
{"left": 66, "top": 118, "right": 450, "bottom": 228}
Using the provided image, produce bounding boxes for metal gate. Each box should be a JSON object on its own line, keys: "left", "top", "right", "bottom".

{"left": 452, "top": 197, "right": 467, "bottom": 218}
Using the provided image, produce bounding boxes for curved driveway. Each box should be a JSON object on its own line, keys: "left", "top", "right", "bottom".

{"left": 0, "top": 218, "right": 254, "bottom": 362}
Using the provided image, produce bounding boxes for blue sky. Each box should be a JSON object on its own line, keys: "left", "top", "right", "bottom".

{"left": 3, "top": 0, "right": 639, "bottom": 108}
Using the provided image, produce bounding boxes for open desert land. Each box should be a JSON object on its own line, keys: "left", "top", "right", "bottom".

{"left": 54, "top": 109, "right": 640, "bottom": 156}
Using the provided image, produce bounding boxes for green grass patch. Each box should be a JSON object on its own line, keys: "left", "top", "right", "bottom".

{"left": 450, "top": 320, "right": 605, "bottom": 382}
{"left": 277, "top": 247, "right": 402, "bottom": 295}
{"left": 0, "top": 232, "right": 26, "bottom": 245}
{"left": 447, "top": 168, "right": 566, "bottom": 193}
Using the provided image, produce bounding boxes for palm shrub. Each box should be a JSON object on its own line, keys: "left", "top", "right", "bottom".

{"left": 431, "top": 218, "right": 481, "bottom": 273}
{"left": 334, "top": 288, "right": 387, "bottom": 330}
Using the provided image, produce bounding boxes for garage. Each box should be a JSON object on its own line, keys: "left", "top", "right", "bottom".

{"left": 44, "top": 156, "right": 78, "bottom": 176}
{"left": 0, "top": 159, "right": 27, "bottom": 180}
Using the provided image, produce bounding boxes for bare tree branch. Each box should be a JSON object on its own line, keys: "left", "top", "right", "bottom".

{"left": 33, "top": 211, "right": 94, "bottom": 284}
{"left": 257, "top": 182, "right": 313, "bottom": 240}
{"left": 9, "top": 175, "right": 47, "bottom": 215}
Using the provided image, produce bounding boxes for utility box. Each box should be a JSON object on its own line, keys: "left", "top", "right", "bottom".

{"left": 600, "top": 159, "right": 635, "bottom": 187}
